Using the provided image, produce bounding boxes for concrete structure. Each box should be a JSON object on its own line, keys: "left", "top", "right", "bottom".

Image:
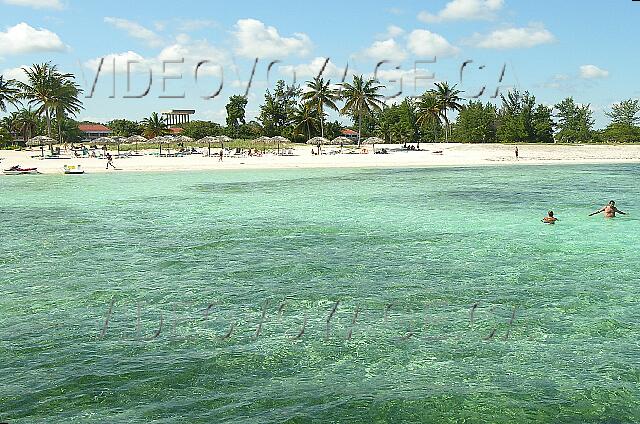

{"left": 161, "top": 110, "right": 195, "bottom": 127}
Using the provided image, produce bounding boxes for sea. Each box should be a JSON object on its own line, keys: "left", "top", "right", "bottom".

{"left": 1, "top": 164, "right": 639, "bottom": 423}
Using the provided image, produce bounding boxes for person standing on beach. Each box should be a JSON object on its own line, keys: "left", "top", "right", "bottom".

{"left": 219, "top": 150, "right": 223, "bottom": 162}
{"left": 106, "top": 153, "right": 116, "bottom": 170}
{"left": 589, "top": 200, "right": 626, "bottom": 218}
{"left": 515, "top": 146, "right": 519, "bottom": 160}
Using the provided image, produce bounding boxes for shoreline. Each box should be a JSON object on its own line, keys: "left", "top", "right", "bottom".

{"left": 3, "top": 143, "right": 640, "bottom": 175}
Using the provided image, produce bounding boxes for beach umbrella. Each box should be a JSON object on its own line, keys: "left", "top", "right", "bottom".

{"left": 330, "top": 136, "right": 353, "bottom": 153}
{"left": 93, "top": 137, "right": 112, "bottom": 146}
{"left": 329, "top": 136, "right": 351, "bottom": 145}
{"left": 162, "top": 135, "right": 176, "bottom": 154}
{"left": 306, "top": 136, "right": 329, "bottom": 154}
{"left": 253, "top": 136, "right": 272, "bottom": 153}
{"left": 363, "top": 137, "right": 385, "bottom": 152}
{"left": 27, "top": 135, "right": 54, "bottom": 157}
{"left": 215, "top": 135, "right": 232, "bottom": 151}
{"left": 198, "top": 136, "right": 220, "bottom": 157}
{"left": 27, "top": 135, "right": 55, "bottom": 146}
{"left": 271, "top": 136, "right": 290, "bottom": 154}
{"left": 92, "top": 137, "right": 113, "bottom": 154}
{"left": 174, "top": 135, "right": 194, "bottom": 148}
{"left": 148, "top": 136, "right": 170, "bottom": 155}
{"left": 126, "top": 135, "right": 147, "bottom": 153}
{"left": 104, "top": 136, "right": 126, "bottom": 155}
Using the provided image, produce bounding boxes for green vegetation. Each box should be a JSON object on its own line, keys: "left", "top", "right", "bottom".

{"left": 107, "top": 119, "right": 143, "bottom": 137}
{"left": 141, "top": 112, "right": 170, "bottom": 138}
{"left": 2, "top": 62, "right": 640, "bottom": 149}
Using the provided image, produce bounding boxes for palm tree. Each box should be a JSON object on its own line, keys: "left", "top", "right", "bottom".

{"left": 416, "top": 92, "right": 442, "bottom": 146}
{"left": 0, "top": 76, "right": 20, "bottom": 112}
{"left": 142, "top": 112, "right": 169, "bottom": 138}
{"left": 340, "top": 75, "right": 386, "bottom": 146}
{"left": 432, "top": 82, "right": 463, "bottom": 142}
{"left": 1, "top": 112, "right": 17, "bottom": 137}
{"left": 301, "top": 77, "right": 340, "bottom": 138}
{"left": 374, "top": 118, "right": 392, "bottom": 143}
{"left": 14, "top": 108, "right": 40, "bottom": 142}
{"left": 18, "top": 63, "right": 61, "bottom": 138}
{"left": 52, "top": 79, "right": 83, "bottom": 144}
{"left": 291, "top": 102, "right": 319, "bottom": 140}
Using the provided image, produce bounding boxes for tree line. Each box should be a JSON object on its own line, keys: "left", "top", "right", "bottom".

{"left": 2, "top": 62, "right": 639, "bottom": 148}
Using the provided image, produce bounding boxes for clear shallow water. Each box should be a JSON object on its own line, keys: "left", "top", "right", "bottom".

{"left": 1, "top": 164, "right": 639, "bottom": 423}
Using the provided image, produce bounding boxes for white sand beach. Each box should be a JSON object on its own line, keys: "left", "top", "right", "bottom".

{"left": 3, "top": 143, "right": 640, "bottom": 175}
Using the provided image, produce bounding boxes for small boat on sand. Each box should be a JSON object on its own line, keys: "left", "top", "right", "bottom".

{"left": 63, "top": 164, "right": 85, "bottom": 174}
{"left": 3, "top": 165, "right": 40, "bottom": 175}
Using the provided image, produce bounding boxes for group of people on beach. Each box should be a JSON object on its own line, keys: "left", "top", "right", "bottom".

{"left": 543, "top": 201, "right": 626, "bottom": 224}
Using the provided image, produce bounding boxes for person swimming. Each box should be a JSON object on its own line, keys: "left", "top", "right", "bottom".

{"left": 542, "top": 210, "right": 558, "bottom": 224}
{"left": 589, "top": 200, "right": 626, "bottom": 218}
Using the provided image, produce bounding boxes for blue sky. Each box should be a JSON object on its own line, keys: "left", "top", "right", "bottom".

{"left": 1, "top": 0, "right": 638, "bottom": 127}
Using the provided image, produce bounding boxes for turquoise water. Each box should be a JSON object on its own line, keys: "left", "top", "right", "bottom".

{"left": 1, "top": 164, "right": 640, "bottom": 423}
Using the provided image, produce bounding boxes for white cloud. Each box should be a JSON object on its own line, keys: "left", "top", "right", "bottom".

{"left": 278, "top": 57, "right": 346, "bottom": 80}
{"left": 233, "top": 18, "right": 312, "bottom": 58}
{"left": 372, "top": 68, "right": 439, "bottom": 92}
{"left": 2, "top": 0, "right": 63, "bottom": 9}
{"left": 418, "top": 0, "right": 503, "bottom": 23}
{"left": 1, "top": 66, "right": 28, "bottom": 83}
{"left": 380, "top": 25, "right": 404, "bottom": 39}
{"left": 407, "top": 29, "right": 459, "bottom": 57}
{"left": 175, "top": 19, "right": 218, "bottom": 32}
{"left": 470, "top": 23, "right": 555, "bottom": 49}
{"left": 157, "top": 35, "right": 228, "bottom": 75}
{"left": 104, "top": 17, "right": 163, "bottom": 48}
{"left": 579, "top": 65, "right": 609, "bottom": 79}
{"left": 363, "top": 38, "right": 407, "bottom": 62}
{"left": 83, "top": 36, "right": 228, "bottom": 77}
{"left": 84, "top": 51, "right": 149, "bottom": 74}
{"left": 0, "top": 22, "right": 67, "bottom": 55}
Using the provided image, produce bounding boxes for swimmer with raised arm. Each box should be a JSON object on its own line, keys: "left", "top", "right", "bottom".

{"left": 589, "top": 200, "right": 626, "bottom": 218}
{"left": 542, "top": 210, "right": 558, "bottom": 224}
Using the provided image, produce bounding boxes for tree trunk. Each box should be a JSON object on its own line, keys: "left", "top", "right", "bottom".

{"left": 45, "top": 108, "right": 51, "bottom": 136}
{"left": 320, "top": 105, "right": 324, "bottom": 138}
{"left": 358, "top": 111, "right": 362, "bottom": 147}
{"left": 57, "top": 114, "right": 63, "bottom": 145}
{"left": 443, "top": 109, "right": 448, "bottom": 143}
{"left": 45, "top": 108, "right": 53, "bottom": 152}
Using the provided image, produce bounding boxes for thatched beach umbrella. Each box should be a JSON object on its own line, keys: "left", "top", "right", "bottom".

{"left": 271, "top": 136, "right": 290, "bottom": 154}
{"left": 363, "top": 137, "right": 385, "bottom": 152}
{"left": 127, "top": 135, "right": 147, "bottom": 153}
{"left": 216, "top": 135, "right": 232, "bottom": 143}
{"left": 27, "top": 135, "right": 54, "bottom": 157}
{"left": 198, "top": 136, "right": 221, "bottom": 157}
{"left": 148, "top": 136, "right": 170, "bottom": 155}
{"left": 330, "top": 136, "right": 352, "bottom": 153}
{"left": 329, "top": 136, "right": 351, "bottom": 145}
{"left": 104, "top": 136, "right": 126, "bottom": 155}
{"left": 306, "top": 136, "right": 329, "bottom": 154}
{"left": 253, "top": 136, "right": 272, "bottom": 153}
{"left": 174, "top": 135, "right": 194, "bottom": 147}
{"left": 92, "top": 137, "right": 113, "bottom": 154}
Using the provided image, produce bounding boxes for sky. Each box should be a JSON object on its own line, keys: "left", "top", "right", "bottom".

{"left": 1, "top": 0, "right": 638, "bottom": 128}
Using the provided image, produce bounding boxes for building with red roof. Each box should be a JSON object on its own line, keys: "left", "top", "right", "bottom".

{"left": 79, "top": 124, "right": 111, "bottom": 140}
{"left": 341, "top": 128, "right": 359, "bottom": 140}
